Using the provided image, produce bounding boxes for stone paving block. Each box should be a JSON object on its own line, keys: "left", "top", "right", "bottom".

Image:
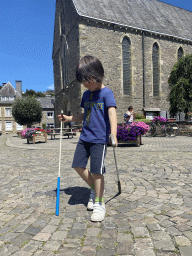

{"left": 175, "top": 236, "right": 191, "bottom": 246}
{"left": 156, "top": 253, "right": 178, "bottom": 256}
{"left": 13, "top": 224, "right": 29, "bottom": 233}
{"left": 152, "top": 231, "right": 172, "bottom": 241}
{"left": 72, "top": 222, "right": 87, "bottom": 230}
{"left": 22, "top": 240, "right": 43, "bottom": 253}
{"left": 21, "top": 217, "right": 37, "bottom": 225}
{"left": 42, "top": 240, "right": 62, "bottom": 251}
{"left": 131, "top": 227, "right": 150, "bottom": 238}
{"left": 11, "top": 233, "right": 33, "bottom": 247}
{"left": 68, "top": 229, "right": 85, "bottom": 238}
{"left": 33, "top": 219, "right": 49, "bottom": 228}
{"left": 41, "top": 225, "right": 57, "bottom": 233}
{"left": 78, "top": 246, "right": 97, "bottom": 256}
{"left": 159, "top": 219, "right": 174, "bottom": 227}
{"left": 99, "top": 238, "right": 116, "bottom": 249}
{"left": 56, "top": 248, "right": 78, "bottom": 255}
{"left": 100, "top": 229, "right": 116, "bottom": 239}
{"left": 96, "top": 248, "right": 117, "bottom": 256}
{"left": 86, "top": 227, "right": 100, "bottom": 237}
{"left": 51, "top": 231, "right": 68, "bottom": 240}
{"left": 135, "top": 249, "right": 155, "bottom": 256}
{"left": 0, "top": 244, "right": 20, "bottom": 256}
{"left": 134, "top": 238, "right": 153, "bottom": 250}
{"left": 117, "top": 242, "right": 134, "bottom": 255}
{"left": 179, "top": 247, "right": 192, "bottom": 256}
{"left": 33, "top": 232, "right": 51, "bottom": 241}
{"left": 12, "top": 251, "right": 33, "bottom": 256}
{"left": 0, "top": 214, "right": 15, "bottom": 222}
{"left": 183, "top": 231, "right": 192, "bottom": 240}
{"left": 117, "top": 233, "right": 133, "bottom": 242}
{"left": 0, "top": 226, "right": 12, "bottom": 235}
{"left": 147, "top": 223, "right": 161, "bottom": 231}
{"left": 59, "top": 223, "right": 73, "bottom": 230}
{"left": 153, "top": 240, "right": 175, "bottom": 251}
{"left": 33, "top": 251, "right": 55, "bottom": 256}
{"left": 24, "top": 226, "right": 42, "bottom": 236}
{"left": 176, "top": 224, "right": 192, "bottom": 232}
{"left": 166, "top": 226, "right": 182, "bottom": 236}
{"left": 0, "top": 232, "right": 19, "bottom": 242}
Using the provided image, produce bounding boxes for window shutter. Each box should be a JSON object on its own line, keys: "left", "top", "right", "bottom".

{"left": 152, "top": 43, "right": 159, "bottom": 97}
{"left": 122, "top": 37, "right": 131, "bottom": 95}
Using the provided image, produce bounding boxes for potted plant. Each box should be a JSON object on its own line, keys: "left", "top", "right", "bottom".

{"left": 21, "top": 128, "right": 47, "bottom": 144}
{"left": 116, "top": 122, "right": 149, "bottom": 146}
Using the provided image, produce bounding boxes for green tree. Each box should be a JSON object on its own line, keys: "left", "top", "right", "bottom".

{"left": 168, "top": 54, "right": 192, "bottom": 117}
{"left": 24, "top": 89, "right": 37, "bottom": 97}
{"left": 12, "top": 97, "right": 42, "bottom": 128}
{"left": 36, "top": 91, "right": 46, "bottom": 97}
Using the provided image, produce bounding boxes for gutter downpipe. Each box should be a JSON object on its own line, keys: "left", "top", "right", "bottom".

{"left": 142, "top": 31, "right": 145, "bottom": 109}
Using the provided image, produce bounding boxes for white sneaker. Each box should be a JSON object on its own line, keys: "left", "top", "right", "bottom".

{"left": 91, "top": 202, "right": 106, "bottom": 222}
{"left": 87, "top": 189, "right": 95, "bottom": 211}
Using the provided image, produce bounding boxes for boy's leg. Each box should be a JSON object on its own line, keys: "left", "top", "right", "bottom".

{"left": 90, "top": 143, "right": 107, "bottom": 222}
{"left": 74, "top": 167, "right": 95, "bottom": 186}
{"left": 92, "top": 173, "right": 104, "bottom": 199}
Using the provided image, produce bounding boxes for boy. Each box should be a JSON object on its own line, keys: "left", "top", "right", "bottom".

{"left": 58, "top": 56, "right": 117, "bottom": 222}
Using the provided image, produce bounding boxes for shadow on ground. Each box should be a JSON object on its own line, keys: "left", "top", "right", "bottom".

{"left": 45, "top": 186, "right": 90, "bottom": 207}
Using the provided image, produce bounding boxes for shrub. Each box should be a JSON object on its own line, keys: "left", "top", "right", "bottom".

{"left": 134, "top": 112, "right": 145, "bottom": 119}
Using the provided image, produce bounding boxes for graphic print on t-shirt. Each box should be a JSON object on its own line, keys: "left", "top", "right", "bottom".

{"left": 85, "top": 92, "right": 93, "bottom": 126}
{"left": 84, "top": 92, "right": 104, "bottom": 127}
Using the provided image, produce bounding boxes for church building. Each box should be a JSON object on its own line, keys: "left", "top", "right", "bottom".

{"left": 52, "top": 0, "right": 192, "bottom": 125}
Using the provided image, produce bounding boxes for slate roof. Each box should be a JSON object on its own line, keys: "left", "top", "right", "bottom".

{"left": 37, "top": 97, "right": 55, "bottom": 109}
{"left": 72, "top": 0, "right": 192, "bottom": 41}
{"left": 0, "top": 82, "right": 20, "bottom": 98}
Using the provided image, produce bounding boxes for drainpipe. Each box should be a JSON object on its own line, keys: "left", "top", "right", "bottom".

{"left": 142, "top": 31, "right": 145, "bottom": 109}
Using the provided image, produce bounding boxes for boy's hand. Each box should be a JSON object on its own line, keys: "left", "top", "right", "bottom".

{"left": 109, "top": 134, "right": 118, "bottom": 147}
{"left": 58, "top": 114, "right": 69, "bottom": 122}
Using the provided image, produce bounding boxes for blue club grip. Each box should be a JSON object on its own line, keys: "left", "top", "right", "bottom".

{"left": 56, "top": 177, "right": 60, "bottom": 216}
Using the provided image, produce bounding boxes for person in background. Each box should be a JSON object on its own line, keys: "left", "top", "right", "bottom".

{"left": 124, "top": 106, "right": 134, "bottom": 124}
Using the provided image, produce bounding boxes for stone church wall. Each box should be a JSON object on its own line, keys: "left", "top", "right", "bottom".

{"left": 78, "top": 20, "right": 192, "bottom": 123}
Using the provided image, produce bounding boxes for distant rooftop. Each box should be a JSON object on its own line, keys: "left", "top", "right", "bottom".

{"left": 37, "top": 96, "right": 55, "bottom": 109}
{"left": 0, "top": 82, "right": 20, "bottom": 98}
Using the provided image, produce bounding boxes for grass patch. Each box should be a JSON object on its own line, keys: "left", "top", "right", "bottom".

{"left": 21, "top": 240, "right": 30, "bottom": 248}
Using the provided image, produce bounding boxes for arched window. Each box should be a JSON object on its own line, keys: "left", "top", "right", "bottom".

{"left": 122, "top": 37, "right": 131, "bottom": 95}
{"left": 152, "top": 42, "right": 160, "bottom": 97}
{"left": 178, "top": 47, "right": 184, "bottom": 60}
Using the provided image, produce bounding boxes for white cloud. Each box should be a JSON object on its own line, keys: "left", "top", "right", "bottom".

{"left": 47, "top": 84, "right": 54, "bottom": 90}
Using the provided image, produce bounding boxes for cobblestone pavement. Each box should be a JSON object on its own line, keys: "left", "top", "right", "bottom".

{"left": 1, "top": 134, "right": 192, "bottom": 256}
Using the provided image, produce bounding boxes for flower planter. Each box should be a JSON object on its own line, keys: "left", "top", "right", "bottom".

{"left": 27, "top": 133, "right": 47, "bottom": 144}
{"left": 118, "top": 134, "right": 141, "bottom": 147}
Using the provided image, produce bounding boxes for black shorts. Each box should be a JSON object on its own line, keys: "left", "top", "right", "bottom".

{"left": 72, "top": 139, "right": 107, "bottom": 174}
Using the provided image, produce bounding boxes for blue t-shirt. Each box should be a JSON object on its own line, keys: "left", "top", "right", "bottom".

{"left": 80, "top": 87, "right": 116, "bottom": 144}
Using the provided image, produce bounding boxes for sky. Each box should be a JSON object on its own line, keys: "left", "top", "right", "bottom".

{"left": 0, "top": 0, "right": 192, "bottom": 93}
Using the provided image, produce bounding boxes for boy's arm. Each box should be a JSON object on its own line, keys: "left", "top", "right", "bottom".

{"left": 58, "top": 113, "right": 84, "bottom": 122}
{"left": 108, "top": 107, "right": 118, "bottom": 146}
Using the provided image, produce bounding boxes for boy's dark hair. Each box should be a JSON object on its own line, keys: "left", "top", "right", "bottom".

{"left": 76, "top": 56, "right": 104, "bottom": 84}
{"left": 128, "top": 106, "right": 133, "bottom": 111}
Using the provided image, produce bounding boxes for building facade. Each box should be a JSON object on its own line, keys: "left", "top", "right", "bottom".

{"left": 0, "top": 81, "right": 24, "bottom": 134}
{"left": 36, "top": 97, "right": 55, "bottom": 128}
{"left": 52, "top": 0, "right": 192, "bottom": 126}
